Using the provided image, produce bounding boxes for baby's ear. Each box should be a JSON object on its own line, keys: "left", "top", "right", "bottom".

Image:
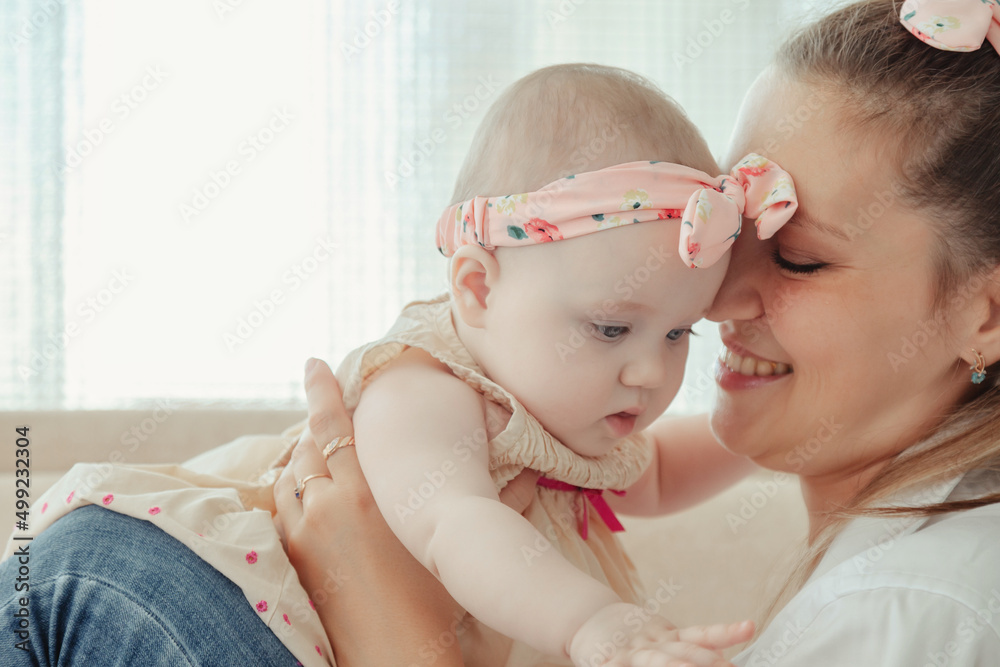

{"left": 450, "top": 245, "right": 499, "bottom": 329}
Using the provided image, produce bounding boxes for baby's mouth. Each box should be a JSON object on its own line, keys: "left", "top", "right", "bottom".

{"left": 720, "top": 347, "right": 792, "bottom": 377}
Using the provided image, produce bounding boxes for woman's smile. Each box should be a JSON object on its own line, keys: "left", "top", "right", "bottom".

{"left": 715, "top": 337, "right": 793, "bottom": 391}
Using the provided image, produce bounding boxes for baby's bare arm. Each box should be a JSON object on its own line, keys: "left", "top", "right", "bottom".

{"left": 609, "top": 414, "right": 757, "bottom": 517}
{"left": 353, "top": 349, "right": 620, "bottom": 660}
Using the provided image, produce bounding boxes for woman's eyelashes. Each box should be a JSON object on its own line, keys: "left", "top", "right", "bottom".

{"left": 770, "top": 247, "right": 828, "bottom": 275}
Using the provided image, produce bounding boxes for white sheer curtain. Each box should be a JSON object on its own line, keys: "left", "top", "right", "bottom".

{"left": 4, "top": 0, "right": 811, "bottom": 410}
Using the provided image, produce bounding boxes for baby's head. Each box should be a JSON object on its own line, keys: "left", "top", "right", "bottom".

{"left": 441, "top": 64, "right": 791, "bottom": 457}
{"left": 449, "top": 63, "right": 719, "bottom": 202}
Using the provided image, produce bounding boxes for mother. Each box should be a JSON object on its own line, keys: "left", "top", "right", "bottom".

{"left": 5, "top": 0, "right": 1000, "bottom": 665}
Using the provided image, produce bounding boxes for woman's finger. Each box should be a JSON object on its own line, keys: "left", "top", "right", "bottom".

{"left": 272, "top": 454, "right": 303, "bottom": 549}
{"left": 304, "top": 357, "right": 353, "bottom": 452}
{"left": 288, "top": 428, "right": 335, "bottom": 507}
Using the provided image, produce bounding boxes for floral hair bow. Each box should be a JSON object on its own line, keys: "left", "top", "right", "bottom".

{"left": 679, "top": 154, "right": 798, "bottom": 268}
{"left": 900, "top": 0, "right": 1000, "bottom": 54}
{"left": 436, "top": 153, "right": 798, "bottom": 269}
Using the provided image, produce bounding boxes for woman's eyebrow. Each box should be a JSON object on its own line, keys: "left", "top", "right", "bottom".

{"left": 792, "top": 209, "right": 852, "bottom": 242}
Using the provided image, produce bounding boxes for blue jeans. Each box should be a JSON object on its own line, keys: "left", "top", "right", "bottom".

{"left": 0, "top": 505, "right": 300, "bottom": 666}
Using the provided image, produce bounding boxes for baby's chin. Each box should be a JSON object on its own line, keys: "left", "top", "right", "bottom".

{"left": 554, "top": 430, "right": 626, "bottom": 460}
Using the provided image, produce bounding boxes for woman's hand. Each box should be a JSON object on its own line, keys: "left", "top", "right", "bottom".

{"left": 273, "top": 358, "right": 539, "bottom": 666}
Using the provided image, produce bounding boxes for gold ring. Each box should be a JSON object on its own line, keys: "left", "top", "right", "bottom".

{"left": 322, "top": 435, "right": 356, "bottom": 460}
{"left": 294, "top": 474, "right": 328, "bottom": 500}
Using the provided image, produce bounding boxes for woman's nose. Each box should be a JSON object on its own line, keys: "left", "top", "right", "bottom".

{"left": 706, "top": 218, "right": 768, "bottom": 324}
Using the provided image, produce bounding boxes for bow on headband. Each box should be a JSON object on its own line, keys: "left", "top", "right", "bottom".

{"left": 900, "top": 0, "right": 1000, "bottom": 54}
{"left": 436, "top": 153, "right": 798, "bottom": 269}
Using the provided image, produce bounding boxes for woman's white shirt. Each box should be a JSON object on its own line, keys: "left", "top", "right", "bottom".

{"left": 732, "top": 469, "right": 1000, "bottom": 667}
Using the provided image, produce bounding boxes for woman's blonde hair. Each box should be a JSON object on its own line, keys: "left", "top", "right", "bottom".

{"left": 761, "top": 0, "right": 1000, "bottom": 627}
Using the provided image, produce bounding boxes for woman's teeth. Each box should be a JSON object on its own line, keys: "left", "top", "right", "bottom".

{"left": 721, "top": 348, "right": 792, "bottom": 377}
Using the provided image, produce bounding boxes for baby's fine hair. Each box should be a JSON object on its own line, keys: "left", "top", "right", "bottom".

{"left": 450, "top": 63, "right": 718, "bottom": 204}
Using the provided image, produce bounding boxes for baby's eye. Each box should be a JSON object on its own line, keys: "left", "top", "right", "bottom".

{"left": 666, "top": 328, "right": 695, "bottom": 341}
{"left": 591, "top": 323, "right": 630, "bottom": 341}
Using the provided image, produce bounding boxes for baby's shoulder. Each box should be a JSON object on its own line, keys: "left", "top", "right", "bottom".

{"left": 364, "top": 345, "right": 481, "bottom": 403}
{"left": 369, "top": 347, "right": 455, "bottom": 384}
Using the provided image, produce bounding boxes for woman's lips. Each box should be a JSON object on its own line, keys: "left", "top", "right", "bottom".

{"left": 716, "top": 345, "right": 793, "bottom": 390}
{"left": 605, "top": 412, "right": 638, "bottom": 437}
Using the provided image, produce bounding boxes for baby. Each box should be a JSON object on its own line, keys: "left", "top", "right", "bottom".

{"left": 335, "top": 64, "right": 798, "bottom": 666}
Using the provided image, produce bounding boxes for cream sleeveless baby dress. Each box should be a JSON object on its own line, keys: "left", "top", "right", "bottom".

{"left": 5, "top": 295, "right": 652, "bottom": 667}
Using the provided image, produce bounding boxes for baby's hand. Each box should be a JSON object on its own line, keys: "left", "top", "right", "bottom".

{"left": 569, "top": 603, "right": 753, "bottom": 667}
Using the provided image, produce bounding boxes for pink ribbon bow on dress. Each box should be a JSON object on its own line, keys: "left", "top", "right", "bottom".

{"left": 436, "top": 153, "right": 798, "bottom": 270}
{"left": 900, "top": 0, "right": 1000, "bottom": 54}
{"left": 537, "top": 476, "right": 626, "bottom": 541}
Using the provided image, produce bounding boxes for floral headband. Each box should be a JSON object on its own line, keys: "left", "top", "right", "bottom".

{"left": 436, "top": 153, "right": 798, "bottom": 269}
{"left": 900, "top": 0, "right": 1000, "bottom": 54}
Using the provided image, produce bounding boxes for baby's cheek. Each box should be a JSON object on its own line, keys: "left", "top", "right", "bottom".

{"left": 656, "top": 355, "right": 689, "bottom": 414}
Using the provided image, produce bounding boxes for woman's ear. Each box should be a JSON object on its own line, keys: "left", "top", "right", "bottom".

{"left": 962, "top": 266, "right": 1000, "bottom": 370}
{"left": 450, "top": 245, "right": 500, "bottom": 329}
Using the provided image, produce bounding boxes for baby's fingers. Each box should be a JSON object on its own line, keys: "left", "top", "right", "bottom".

{"left": 675, "top": 621, "right": 754, "bottom": 650}
{"left": 623, "top": 643, "right": 734, "bottom": 667}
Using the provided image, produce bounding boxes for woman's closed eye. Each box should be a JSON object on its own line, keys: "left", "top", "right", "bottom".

{"left": 590, "top": 323, "right": 630, "bottom": 341}
{"left": 770, "top": 247, "right": 828, "bottom": 275}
